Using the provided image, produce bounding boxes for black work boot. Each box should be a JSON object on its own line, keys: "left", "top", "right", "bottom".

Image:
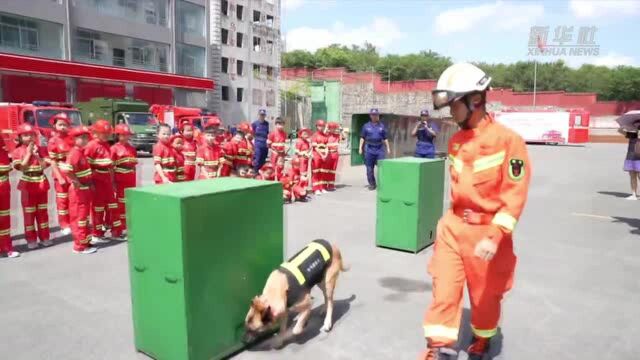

{"left": 467, "top": 336, "right": 491, "bottom": 359}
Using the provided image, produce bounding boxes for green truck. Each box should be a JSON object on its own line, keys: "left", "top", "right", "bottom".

{"left": 76, "top": 97, "right": 157, "bottom": 152}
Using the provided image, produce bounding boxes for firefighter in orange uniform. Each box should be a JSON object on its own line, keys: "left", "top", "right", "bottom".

{"left": 326, "top": 122, "right": 341, "bottom": 191}
{"left": 85, "top": 119, "right": 121, "bottom": 242}
{"left": 196, "top": 118, "right": 225, "bottom": 179}
{"left": 11, "top": 124, "right": 51, "bottom": 249}
{"left": 179, "top": 119, "right": 198, "bottom": 181}
{"left": 267, "top": 118, "right": 288, "bottom": 167}
{"left": 420, "top": 63, "right": 531, "bottom": 360}
{"left": 0, "top": 137, "right": 16, "bottom": 258}
{"left": 310, "top": 120, "right": 329, "bottom": 195}
{"left": 47, "top": 112, "right": 73, "bottom": 236}
{"left": 61, "top": 126, "right": 97, "bottom": 254}
{"left": 110, "top": 124, "right": 137, "bottom": 236}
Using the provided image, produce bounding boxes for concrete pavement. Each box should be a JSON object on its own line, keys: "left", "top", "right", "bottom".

{"left": 1, "top": 143, "right": 639, "bottom": 360}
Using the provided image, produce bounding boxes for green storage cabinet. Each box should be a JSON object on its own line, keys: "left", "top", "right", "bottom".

{"left": 376, "top": 157, "right": 445, "bottom": 253}
{"left": 126, "top": 178, "right": 284, "bottom": 360}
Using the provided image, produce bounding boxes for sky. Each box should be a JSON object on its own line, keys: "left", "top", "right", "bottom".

{"left": 280, "top": 0, "right": 639, "bottom": 68}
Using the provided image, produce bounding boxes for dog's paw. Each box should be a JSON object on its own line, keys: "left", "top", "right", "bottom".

{"left": 272, "top": 338, "right": 285, "bottom": 350}
{"left": 292, "top": 325, "right": 304, "bottom": 335}
{"left": 321, "top": 321, "right": 333, "bottom": 332}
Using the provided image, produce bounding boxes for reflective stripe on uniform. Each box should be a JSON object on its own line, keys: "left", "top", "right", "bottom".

{"left": 0, "top": 209, "right": 10, "bottom": 216}
{"left": 108, "top": 203, "right": 118, "bottom": 209}
{"left": 94, "top": 169, "right": 110, "bottom": 174}
{"left": 423, "top": 325, "right": 459, "bottom": 340}
{"left": 184, "top": 160, "right": 196, "bottom": 166}
{"left": 24, "top": 207, "right": 36, "bottom": 213}
{"left": 56, "top": 192, "right": 69, "bottom": 198}
{"left": 183, "top": 151, "right": 196, "bottom": 157}
{"left": 471, "top": 326, "right": 498, "bottom": 338}
{"left": 0, "top": 175, "right": 8, "bottom": 182}
{"left": 76, "top": 169, "right": 92, "bottom": 177}
{"left": 115, "top": 157, "right": 137, "bottom": 165}
{"left": 78, "top": 220, "right": 87, "bottom": 226}
{"left": 492, "top": 212, "right": 517, "bottom": 232}
{"left": 88, "top": 158, "right": 113, "bottom": 165}
{"left": 115, "top": 168, "right": 134, "bottom": 174}
{"left": 58, "top": 210, "right": 69, "bottom": 215}
{"left": 94, "top": 207, "right": 105, "bottom": 212}
{"left": 25, "top": 225, "right": 35, "bottom": 231}
{"left": 40, "top": 222, "right": 48, "bottom": 229}
{"left": 118, "top": 198, "right": 126, "bottom": 203}
{"left": 113, "top": 220, "right": 122, "bottom": 227}
{"left": 0, "top": 228, "right": 10, "bottom": 236}
{"left": 473, "top": 151, "right": 506, "bottom": 173}
{"left": 37, "top": 204, "right": 47, "bottom": 210}
{"left": 21, "top": 175, "right": 46, "bottom": 182}
{"left": 448, "top": 155, "right": 463, "bottom": 173}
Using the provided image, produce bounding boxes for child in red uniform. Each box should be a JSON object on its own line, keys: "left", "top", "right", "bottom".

{"left": 267, "top": 118, "right": 288, "bottom": 167}
{"left": 256, "top": 163, "right": 275, "bottom": 181}
{"left": 85, "top": 119, "right": 121, "bottom": 242}
{"left": 196, "top": 118, "right": 225, "bottom": 179}
{"left": 310, "top": 120, "right": 329, "bottom": 195}
{"left": 171, "top": 135, "right": 186, "bottom": 182}
{"left": 11, "top": 124, "right": 51, "bottom": 249}
{"left": 288, "top": 157, "right": 309, "bottom": 202}
{"left": 47, "top": 112, "right": 73, "bottom": 236}
{"left": 274, "top": 156, "right": 286, "bottom": 181}
{"left": 326, "top": 122, "right": 341, "bottom": 191}
{"left": 61, "top": 126, "right": 97, "bottom": 254}
{"left": 0, "top": 137, "right": 17, "bottom": 258}
{"left": 295, "top": 128, "right": 312, "bottom": 182}
{"left": 179, "top": 120, "right": 198, "bottom": 181}
{"left": 153, "top": 124, "right": 177, "bottom": 184}
{"left": 110, "top": 124, "right": 137, "bottom": 236}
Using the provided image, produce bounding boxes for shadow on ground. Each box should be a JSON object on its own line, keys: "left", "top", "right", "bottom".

{"left": 458, "top": 308, "right": 504, "bottom": 359}
{"left": 378, "top": 276, "right": 432, "bottom": 302}
{"left": 612, "top": 216, "right": 640, "bottom": 235}
{"left": 247, "top": 294, "right": 357, "bottom": 351}
{"left": 598, "top": 191, "right": 632, "bottom": 198}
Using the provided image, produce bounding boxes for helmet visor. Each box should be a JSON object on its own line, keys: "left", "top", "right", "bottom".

{"left": 432, "top": 90, "right": 466, "bottom": 110}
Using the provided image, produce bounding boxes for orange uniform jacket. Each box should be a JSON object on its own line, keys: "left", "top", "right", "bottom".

{"left": 48, "top": 134, "right": 72, "bottom": 165}
{"left": 268, "top": 130, "right": 287, "bottom": 155}
{"left": 310, "top": 132, "right": 328, "bottom": 157}
{"left": 196, "top": 143, "right": 224, "bottom": 179}
{"left": 84, "top": 139, "right": 113, "bottom": 183}
{"left": 153, "top": 142, "right": 177, "bottom": 183}
{"left": 111, "top": 142, "right": 138, "bottom": 184}
{"left": 182, "top": 137, "right": 198, "bottom": 181}
{"left": 11, "top": 145, "right": 50, "bottom": 192}
{"left": 447, "top": 113, "right": 531, "bottom": 241}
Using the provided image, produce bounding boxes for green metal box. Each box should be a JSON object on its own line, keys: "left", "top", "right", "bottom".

{"left": 126, "top": 178, "right": 284, "bottom": 360}
{"left": 376, "top": 157, "right": 445, "bottom": 253}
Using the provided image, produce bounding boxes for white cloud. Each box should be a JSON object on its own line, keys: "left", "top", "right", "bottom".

{"left": 285, "top": 17, "right": 405, "bottom": 52}
{"left": 434, "top": 1, "right": 544, "bottom": 35}
{"left": 282, "top": 0, "right": 304, "bottom": 11}
{"left": 562, "top": 52, "right": 637, "bottom": 68}
{"left": 569, "top": 0, "right": 640, "bottom": 19}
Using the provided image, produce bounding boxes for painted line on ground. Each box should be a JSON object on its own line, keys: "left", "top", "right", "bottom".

{"left": 570, "top": 212, "right": 614, "bottom": 220}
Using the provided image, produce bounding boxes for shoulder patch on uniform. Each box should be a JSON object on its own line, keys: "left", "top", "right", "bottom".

{"left": 508, "top": 158, "right": 525, "bottom": 181}
{"left": 452, "top": 143, "right": 460, "bottom": 151}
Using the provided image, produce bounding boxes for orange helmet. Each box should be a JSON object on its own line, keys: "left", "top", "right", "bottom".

{"left": 114, "top": 124, "right": 133, "bottom": 136}
{"left": 69, "top": 126, "right": 92, "bottom": 138}
{"left": 237, "top": 122, "right": 251, "bottom": 134}
{"left": 298, "top": 128, "right": 312, "bottom": 137}
{"left": 16, "top": 123, "right": 36, "bottom": 136}
{"left": 49, "top": 112, "right": 71, "bottom": 126}
{"left": 328, "top": 122, "right": 339, "bottom": 130}
{"left": 92, "top": 119, "right": 112, "bottom": 134}
{"left": 204, "top": 116, "right": 222, "bottom": 130}
{"left": 315, "top": 120, "right": 326, "bottom": 128}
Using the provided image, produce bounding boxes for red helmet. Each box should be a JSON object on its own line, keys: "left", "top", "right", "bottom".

{"left": 237, "top": 122, "right": 251, "bottom": 134}
{"left": 204, "top": 116, "right": 222, "bottom": 129}
{"left": 315, "top": 120, "right": 326, "bottom": 128}
{"left": 170, "top": 134, "right": 184, "bottom": 144}
{"left": 69, "top": 126, "right": 92, "bottom": 138}
{"left": 260, "top": 163, "right": 274, "bottom": 171}
{"left": 114, "top": 124, "right": 133, "bottom": 135}
{"left": 49, "top": 112, "right": 71, "bottom": 126}
{"left": 92, "top": 119, "right": 112, "bottom": 134}
{"left": 291, "top": 157, "right": 301, "bottom": 166}
{"left": 16, "top": 123, "right": 36, "bottom": 136}
{"left": 328, "top": 122, "right": 339, "bottom": 130}
{"left": 178, "top": 119, "right": 192, "bottom": 131}
{"left": 298, "top": 128, "right": 312, "bottom": 137}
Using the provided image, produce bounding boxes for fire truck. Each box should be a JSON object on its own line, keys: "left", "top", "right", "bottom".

{"left": 149, "top": 105, "right": 212, "bottom": 130}
{"left": 0, "top": 101, "right": 83, "bottom": 151}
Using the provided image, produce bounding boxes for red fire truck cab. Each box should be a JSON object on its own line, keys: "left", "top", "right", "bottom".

{"left": 0, "top": 101, "right": 83, "bottom": 151}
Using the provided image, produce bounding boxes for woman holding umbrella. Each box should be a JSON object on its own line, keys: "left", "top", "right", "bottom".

{"left": 617, "top": 111, "right": 640, "bottom": 200}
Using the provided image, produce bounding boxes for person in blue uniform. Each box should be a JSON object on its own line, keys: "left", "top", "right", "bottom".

{"left": 412, "top": 109, "right": 438, "bottom": 158}
{"left": 359, "top": 108, "right": 390, "bottom": 190}
{"left": 251, "top": 109, "right": 270, "bottom": 172}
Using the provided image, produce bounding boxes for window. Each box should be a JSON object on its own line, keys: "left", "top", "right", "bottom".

{"left": 237, "top": 60, "right": 244, "bottom": 76}
{"left": 113, "top": 48, "right": 125, "bottom": 66}
{"left": 236, "top": 32, "right": 243, "bottom": 48}
{"left": 221, "top": 0, "right": 229, "bottom": 16}
{"left": 253, "top": 64, "right": 261, "bottom": 78}
{"left": 253, "top": 10, "right": 261, "bottom": 23}
{"left": 266, "top": 39, "right": 274, "bottom": 54}
{"left": 0, "top": 15, "right": 39, "bottom": 51}
{"left": 252, "top": 89, "right": 263, "bottom": 105}
{"left": 23, "top": 111, "right": 35, "bottom": 125}
{"left": 221, "top": 57, "right": 229, "bottom": 73}
{"left": 221, "top": 28, "right": 229, "bottom": 45}
{"left": 237, "top": 88, "right": 244, "bottom": 102}
{"left": 266, "top": 66, "right": 274, "bottom": 79}
{"left": 253, "top": 36, "right": 261, "bottom": 52}
{"left": 177, "top": 43, "right": 205, "bottom": 77}
{"left": 266, "top": 90, "right": 276, "bottom": 106}
{"left": 236, "top": 4, "right": 244, "bottom": 20}
{"left": 177, "top": 0, "right": 205, "bottom": 37}
{"left": 266, "top": 15, "right": 274, "bottom": 27}
{"left": 131, "top": 47, "right": 155, "bottom": 67}
{"left": 222, "top": 86, "right": 230, "bottom": 101}
{"left": 75, "top": 29, "right": 105, "bottom": 60}
{"left": 92, "top": 0, "right": 168, "bottom": 27}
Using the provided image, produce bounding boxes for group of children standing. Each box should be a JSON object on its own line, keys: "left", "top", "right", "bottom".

{"left": 0, "top": 114, "right": 343, "bottom": 259}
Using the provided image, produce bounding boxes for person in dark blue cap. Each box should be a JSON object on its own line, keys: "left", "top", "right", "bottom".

{"left": 359, "top": 108, "right": 390, "bottom": 190}
{"left": 412, "top": 109, "right": 438, "bottom": 158}
{"left": 252, "top": 109, "right": 270, "bottom": 172}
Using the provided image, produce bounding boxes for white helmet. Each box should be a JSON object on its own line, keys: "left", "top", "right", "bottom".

{"left": 432, "top": 63, "right": 492, "bottom": 110}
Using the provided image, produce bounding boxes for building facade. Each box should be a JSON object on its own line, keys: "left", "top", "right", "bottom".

{"left": 0, "top": 0, "right": 213, "bottom": 107}
{"left": 208, "top": 0, "right": 281, "bottom": 123}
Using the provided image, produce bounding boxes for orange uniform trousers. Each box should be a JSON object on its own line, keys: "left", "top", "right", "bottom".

{"left": 423, "top": 210, "right": 516, "bottom": 346}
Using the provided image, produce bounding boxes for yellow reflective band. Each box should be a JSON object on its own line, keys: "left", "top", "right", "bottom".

{"left": 120, "top": 215, "right": 126, "bottom": 219}
{"left": 115, "top": 157, "right": 137, "bottom": 165}
{"left": 0, "top": 229, "right": 10, "bottom": 236}
{"left": 113, "top": 221, "right": 122, "bottom": 227}
{"left": 423, "top": 325, "right": 459, "bottom": 340}
{"left": 40, "top": 223, "right": 49, "bottom": 229}
{"left": 448, "top": 155, "right": 463, "bottom": 173}
{"left": 88, "top": 158, "right": 113, "bottom": 165}
{"left": 25, "top": 225, "right": 35, "bottom": 231}
{"left": 24, "top": 207, "right": 36, "bottom": 213}
{"left": 280, "top": 262, "right": 306, "bottom": 285}
{"left": 471, "top": 326, "right": 498, "bottom": 338}
{"left": 76, "top": 169, "right": 92, "bottom": 177}
{"left": 115, "top": 168, "right": 134, "bottom": 174}
{"left": 0, "top": 165, "right": 12, "bottom": 171}
{"left": 56, "top": 193, "right": 69, "bottom": 198}
{"left": 108, "top": 203, "right": 118, "bottom": 209}
{"left": 203, "top": 161, "right": 219, "bottom": 166}
{"left": 118, "top": 198, "right": 126, "bottom": 203}
{"left": 81, "top": 235, "right": 91, "bottom": 244}
{"left": 153, "top": 156, "right": 162, "bottom": 161}
{"left": 184, "top": 160, "right": 196, "bottom": 166}
{"left": 77, "top": 220, "right": 87, "bottom": 226}
{"left": 24, "top": 165, "right": 43, "bottom": 172}
{"left": 0, "top": 175, "right": 8, "bottom": 182}
{"left": 94, "top": 207, "right": 105, "bottom": 212}
{"left": 94, "top": 169, "right": 110, "bottom": 174}
{"left": 58, "top": 210, "right": 69, "bottom": 215}
{"left": 0, "top": 210, "right": 10, "bottom": 216}
{"left": 37, "top": 204, "right": 47, "bottom": 210}
{"left": 161, "top": 158, "right": 175, "bottom": 164}
{"left": 473, "top": 151, "right": 506, "bottom": 173}
{"left": 59, "top": 163, "right": 73, "bottom": 171}
{"left": 307, "top": 242, "right": 331, "bottom": 261}
{"left": 183, "top": 151, "right": 196, "bottom": 157}
{"left": 21, "top": 175, "right": 46, "bottom": 182}
{"left": 492, "top": 212, "right": 517, "bottom": 232}
{"left": 78, "top": 185, "right": 90, "bottom": 190}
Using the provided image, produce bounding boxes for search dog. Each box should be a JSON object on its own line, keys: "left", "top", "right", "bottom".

{"left": 244, "top": 239, "right": 349, "bottom": 348}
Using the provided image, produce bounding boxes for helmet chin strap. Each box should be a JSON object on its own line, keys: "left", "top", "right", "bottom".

{"left": 457, "top": 91, "right": 486, "bottom": 129}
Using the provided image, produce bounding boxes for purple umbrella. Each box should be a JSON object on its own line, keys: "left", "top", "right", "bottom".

{"left": 616, "top": 110, "right": 640, "bottom": 130}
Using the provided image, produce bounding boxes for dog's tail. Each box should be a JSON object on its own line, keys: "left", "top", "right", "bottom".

{"left": 335, "top": 247, "right": 351, "bottom": 272}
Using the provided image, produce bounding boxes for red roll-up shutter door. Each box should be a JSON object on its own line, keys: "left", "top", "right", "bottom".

{"left": 2, "top": 75, "right": 67, "bottom": 102}
{"left": 133, "top": 86, "right": 173, "bottom": 105}
{"left": 77, "top": 82, "right": 126, "bottom": 101}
